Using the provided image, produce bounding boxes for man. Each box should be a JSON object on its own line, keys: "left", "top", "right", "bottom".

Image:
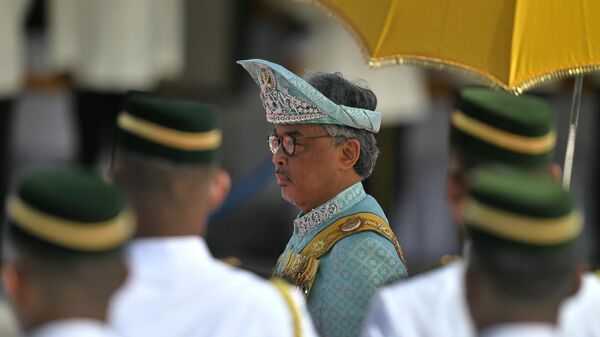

{"left": 109, "top": 94, "right": 317, "bottom": 337}
{"left": 239, "top": 58, "right": 408, "bottom": 337}
{"left": 362, "top": 87, "right": 560, "bottom": 337}
{"left": 48, "top": 0, "right": 184, "bottom": 167}
{"left": 362, "top": 87, "right": 600, "bottom": 336}
{"left": 2, "top": 168, "right": 134, "bottom": 337}
{"left": 464, "top": 168, "right": 585, "bottom": 336}
{"left": 0, "top": 0, "right": 30, "bottom": 223}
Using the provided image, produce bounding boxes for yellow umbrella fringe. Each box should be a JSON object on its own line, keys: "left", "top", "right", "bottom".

{"left": 296, "top": 0, "right": 600, "bottom": 95}
{"left": 371, "top": 56, "right": 600, "bottom": 94}
{"left": 294, "top": 0, "right": 381, "bottom": 74}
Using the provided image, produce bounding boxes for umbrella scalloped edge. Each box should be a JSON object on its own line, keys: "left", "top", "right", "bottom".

{"left": 296, "top": 0, "right": 600, "bottom": 95}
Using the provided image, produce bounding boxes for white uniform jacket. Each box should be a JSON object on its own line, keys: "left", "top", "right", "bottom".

{"left": 480, "top": 323, "right": 556, "bottom": 337}
{"left": 29, "top": 319, "right": 117, "bottom": 337}
{"left": 109, "top": 237, "right": 317, "bottom": 337}
{"left": 361, "top": 260, "right": 474, "bottom": 337}
{"left": 362, "top": 260, "right": 600, "bottom": 337}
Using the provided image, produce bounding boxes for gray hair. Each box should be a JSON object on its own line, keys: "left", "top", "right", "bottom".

{"left": 306, "top": 72, "right": 380, "bottom": 178}
{"left": 323, "top": 124, "right": 379, "bottom": 178}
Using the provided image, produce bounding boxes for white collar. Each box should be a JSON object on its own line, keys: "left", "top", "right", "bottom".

{"left": 127, "top": 236, "right": 212, "bottom": 277}
{"left": 293, "top": 182, "right": 366, "bottom": 235}
{"left": 29, "top": 319, "right": 112, "bottom": 337}
{"left": 481, "top": 323, "right": 556, "bottom": 337}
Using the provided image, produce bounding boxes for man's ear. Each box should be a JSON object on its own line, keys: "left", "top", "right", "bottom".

{"left": 339, "top": 139, "right": 361, "bottom": 171}
{"left": 568, "top": 262, "right": 588, "bottom": 297}
{"left": 549, "top": 162, "right": 562, "bottom": 182}
{"left": 2, "top": 263, "right": 23, "bottom": 304}
{"left": 208, "top": 169, "right": 231, "bottom": 212}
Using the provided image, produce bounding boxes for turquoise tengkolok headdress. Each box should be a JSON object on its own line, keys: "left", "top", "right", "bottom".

{"left": 238, "top": 59, "right": 382, "bottom": 133}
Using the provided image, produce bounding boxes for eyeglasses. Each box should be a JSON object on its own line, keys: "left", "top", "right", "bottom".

{"left": 267, "top": 133, "right": 336, "bottom": 156}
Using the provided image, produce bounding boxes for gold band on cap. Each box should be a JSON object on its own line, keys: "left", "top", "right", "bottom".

{"left": 451, "top": 109, "right": 556, "bottom": 154}
{"left": 7, "top": 197, "right": 135, "bottom": 251}
{"left": 465, "top": 198, "right": 582, "bottom": 245}
{"left": 118, "top": 112, "right": 222, "bottom": 151}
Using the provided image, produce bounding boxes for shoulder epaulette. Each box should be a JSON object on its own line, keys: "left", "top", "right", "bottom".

{"left": 278, "top": 212, "right": 406, "bottom": 296}
{"left": 301, "top": 212, "right": 406, "bottom": 265}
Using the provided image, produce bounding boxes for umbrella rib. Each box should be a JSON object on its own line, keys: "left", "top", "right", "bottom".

{"left": 580, "top": 0, "right": 592, "bottom": 59}
{"left": 508, "top": 0, "right": 521, "bottom": 90}
{"left": 374, "top": 0, "right": 399, "bottom": 55}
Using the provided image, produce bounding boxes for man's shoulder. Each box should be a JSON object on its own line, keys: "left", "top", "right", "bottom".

{"left": 381, "top": 260, "right": 464, "bottom": 303}
{"left": 366, "top": 261, "right": 471, "bottom": 336}
{"left": 118, "top": 255, "right": 291, "bottom": 308}
{"left": 349, "top": 194, "right": 387, "bottom": 219}
{"left": 111, "top": 260, "right": 305, "bottom": 336}
{"left": 197, "top": 260, "right": 296, "bottom": 303}
{"left": 559, "top": 271, "right": 600, "bottom": 334}
{"left": 327, "top": 230, "right": 400, "bottom": 259}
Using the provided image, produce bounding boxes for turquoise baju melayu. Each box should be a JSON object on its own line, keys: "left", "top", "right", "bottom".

{"left": 238, "top": 58, "right": 408, "bottom": 337}
{"left": 274, "top": 182, "right": 408, "bottom": 337}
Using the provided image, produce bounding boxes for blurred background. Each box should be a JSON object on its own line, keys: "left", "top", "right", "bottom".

{"left": 1, "top": 0, "right": 600, "bottom": 334}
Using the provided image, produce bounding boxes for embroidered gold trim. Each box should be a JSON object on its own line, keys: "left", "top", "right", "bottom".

{"left": 7, "top": 197, "right": 135, "bottom": 251}
{"left": 451, "top": 109, "right": 556, "bottom": 154}
{"left": 302, "top": 212, "right": 407, "bottom": 267}
{"left": 271, "top": 278, "right": 303, "bottom": 337}
{"left": 279, "top": 252, "right": 320, "bottom": 297}
{"left": 465, "top": 199, "right": 582, "bottom": 244}
{"left": 277, "top": 212, "right": 407, "bottom": 298}
{"left": 118, "top": 113, "right": 222, "bottom": 151}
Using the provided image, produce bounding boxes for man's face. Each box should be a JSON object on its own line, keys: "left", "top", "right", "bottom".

{"left": 272, "top": 124, "right": 341, "bottom": 213}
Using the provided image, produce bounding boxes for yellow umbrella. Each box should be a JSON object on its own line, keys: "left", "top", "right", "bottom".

{"left": 303, "top": 0, "right": 600, "bottom": 92}
{"left": 302, "top": 0, "right": 600, "bottom": 186}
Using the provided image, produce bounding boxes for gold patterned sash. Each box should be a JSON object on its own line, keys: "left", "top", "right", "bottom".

{"left": 277, "top": 212, "right": 407, "bottom": 297}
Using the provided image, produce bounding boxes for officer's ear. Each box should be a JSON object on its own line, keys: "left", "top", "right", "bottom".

{"left": 549, "top": 162, "right": 562, "bottom": 182}
{"left": 2, "top": 262, "right": 23, "bottom": 304}
{"left": 446, "top": 151, "right": 466, "bottom": 225}
{"left": 568, "top": 262, "right": 588, "bottom": 297}
{"left": 208, "top": 169, "right": 231, "bottom": 212}
{"left": 117, "top": 259, "right": 129, "bottom": 290}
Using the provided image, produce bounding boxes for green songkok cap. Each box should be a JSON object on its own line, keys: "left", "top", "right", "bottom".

{"left": 6, "top": 169, "right": 135, "bottom": 252}
{"left": 464, "top": 168, "right": 582, "bottom": 247}
{"left": 238, "top": 59, "right": 382, "bottom": 133}
{"left": 451, "top": 87, "right": 555, "bottom": 166}
{"left": 117, "top": 93, "right": 221, "bottom": 164}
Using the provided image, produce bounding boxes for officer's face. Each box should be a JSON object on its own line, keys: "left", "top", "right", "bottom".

{"left": 271, "top": 124, "right": 342, "bottom": 213}
{"left": 447, "top": 150, "right": 467, "bottom": 226}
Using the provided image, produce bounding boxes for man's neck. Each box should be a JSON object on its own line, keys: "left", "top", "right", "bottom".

{"left": 476, "top": 301, "right": 560, "bottom": 332}
{"left": 134, "top": 202, "right": 208, "bottom": 237}
{"left": 23, "top": 299, "right": 108, "bottom": 333}
{"left": 299, "top": 177, "right": 362, "bottom": 214}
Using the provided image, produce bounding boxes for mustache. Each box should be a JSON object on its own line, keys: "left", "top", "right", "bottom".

{"left": 275, "top": 168, "right": 290, "bottom": 179}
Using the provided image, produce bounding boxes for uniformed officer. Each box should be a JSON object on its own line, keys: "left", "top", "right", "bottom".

{"left": 362, "top": 87, "right": 559, "bottom": 337}
{"left": 362, "top": 88, "right": 600, "bottom": 337}
{"left": 2, "top": 169, "right": 134, "bottom": 337}
{"left": 239, "top": 59, "right": 408, "bottom": 337}
{"left": 464, "top": 169, "right": 585, "bottom": 336}
{"left": 108, "top": 93, "right": 317, "bottom": 337}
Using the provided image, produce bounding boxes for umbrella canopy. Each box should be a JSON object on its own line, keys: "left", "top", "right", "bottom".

{"left": 305, "top": 0, "right": 600, "bottom": 93}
